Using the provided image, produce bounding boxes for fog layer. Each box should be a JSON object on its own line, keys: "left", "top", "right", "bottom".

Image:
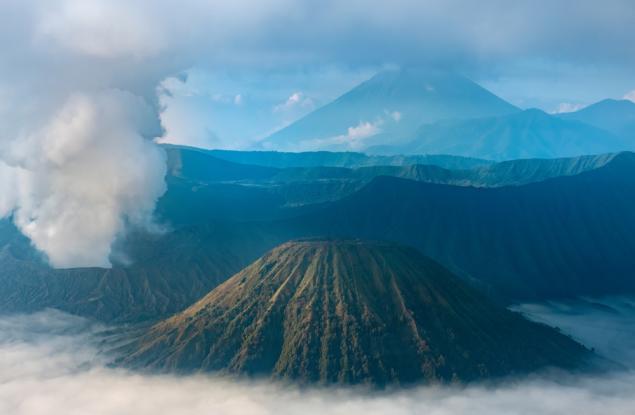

{"left": 1, "top": 298, "right": 634, "bottom": 415}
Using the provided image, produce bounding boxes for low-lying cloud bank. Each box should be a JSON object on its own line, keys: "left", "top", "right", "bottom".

{"left": 513, "top": 296, "right": 635, "bottom": 369}
{"left": 1, "top": 299, "right": 634, "bottom": 415}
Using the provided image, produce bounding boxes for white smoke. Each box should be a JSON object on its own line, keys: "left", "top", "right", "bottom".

{"left": 0, "top": 0, "right": 307, "bottom": 267}
{"left": 0, "top": 91, "right": 166, "bottom": 267}
{"left": 0, "top": 307, "right": 634, "bottom": 415}
{"left": 0, "top": 1, "right": 174, "bottom": 268}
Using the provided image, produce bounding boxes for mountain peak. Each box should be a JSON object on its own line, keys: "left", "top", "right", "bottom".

{"left": 259, "top": 68, "right": 518, "bottom": 152}
{"left": 558, "top": 98, "right": 635, "bottom": 139}
{"left": 595, "top": 98, "right": 635, "bottom": 108}
{"left": 123, "top": 239, "right": 589, "bottom": 386}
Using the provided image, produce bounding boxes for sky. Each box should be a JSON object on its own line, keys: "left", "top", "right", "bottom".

{"left": 0, "top": 0, "right": 634, "bottom": 267}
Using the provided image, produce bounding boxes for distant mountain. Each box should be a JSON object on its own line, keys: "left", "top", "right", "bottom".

{"left": 204, "top": 148, "right": 492, "bottom": 170}
{"left": 558, "top": 99, "right": 635, "bottom": 140}
{"left": 279, "top": 152, "right": 635, "bottom": 300}
{"left": 264, "top": 154, "right": 622, "bottom": 206}
{"left": 259, "top": 67, "right": 519, "bottom": 152}
{"left": 165, "top": 145, "right": 622, "bottom": 208}
{"left": 164, "top": 145, "right": 279, "bottom": 183}
{"left": 269, "top": 153, "right": 619, "bottom": 187}
{"left": 460, "top": 152, "right": 619, "bottom": 187}
{"left": 384, "top": 109, "right": 628, "bottom": 160}
{"left": 122, "top": 239, "right": 588, "bottom": 385}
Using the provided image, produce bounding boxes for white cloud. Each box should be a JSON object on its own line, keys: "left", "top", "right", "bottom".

{"left": 1, "top": 309, "right": 635, "bottom": 415}
{"left": 347, "top": 120, "right": 382, "bottom": 141}
{"left": 36, "top": 0, "right": 166, "bottom": 59}
{"left": 274, "top": 92, "right": 315, "bottom": 113}
{"left": 512, "top": 296, "right": 635, "bottom": 369}
{"left": 551, "top": 102, "right": 586, "bottom": 114}
{"left": 624, "top": 90, "right": 635, "bottom": 103}
{"left": 389, "top": 110, "right": 402, "bottom": 122}
{"left": 0, "top": 162, "right": 18, "bottom": 218}
{"left": 299, "top": 119, "right": 383, "bottom": 151}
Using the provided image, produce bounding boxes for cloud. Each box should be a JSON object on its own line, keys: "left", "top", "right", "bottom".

{"left": 299, "top": 119, "right": 384, "bottom": 151}
{"left": 388, "top": 110, "right": 402, "bottom": 122}
{"left": 1, "top": 308, "right": 635, "bottom": 415}
{"left": 274, "top": 92, "right": 315, "bottom": 113}
{"left": 624, "top": 90, "right": 635, "bottom": 103}
{"left": 287, "top": 108, "right": 409, "bottom": 152}
{"left": 551, "top": 102, "right": 586, "bottom": 114}
{"left": 36, "top": 1, "right": 165, "bottom": 59}
{"left": 512, "top": 296, "right": 635, "bottom": 369}
{"left": 348, "top": 121, "right": 382, "bottom": 141}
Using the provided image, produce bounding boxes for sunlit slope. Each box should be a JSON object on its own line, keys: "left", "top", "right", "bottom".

{"left": 124, "top": 239, "right": 588, "bottom": 385}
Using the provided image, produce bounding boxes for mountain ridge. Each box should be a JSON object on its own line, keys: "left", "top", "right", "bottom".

{"left": 276, "top": 152, "right": 635, "bottom": 300}
{"left": 380, "top": 108, "right": 629, "bottom": 160}
{"left": 558, "top": 98, "right": 635, "bottom": 140}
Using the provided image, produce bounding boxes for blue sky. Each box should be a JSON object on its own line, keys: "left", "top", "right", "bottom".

{"left": 158, "top": 62, "right": 635, "bottom": 149}
{"left": 156, "top": 66, "right": 378, "bottom": 149}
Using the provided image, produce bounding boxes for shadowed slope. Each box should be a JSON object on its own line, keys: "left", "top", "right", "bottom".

{"left": 0, "top": 220, "right": 283, "bottom": 323}
{"left": 163, "top": 145, "right": 624, "bottom": 208}
{"left": 279, "top": 153, "right": 635, "bottom": 300}
{"left": 392, "top": 109, "right": 628, "bottom": 160}
{"left": 559, "top": 99, "right": 635, "bottom": 139}
{"left": 124, "top": 240, "right": 588, "bottom": 385}
{"left": 260, "top": 68, "right": 518, "bottom": 151}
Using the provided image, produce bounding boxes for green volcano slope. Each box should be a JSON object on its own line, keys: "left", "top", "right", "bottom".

{"left": 124, "top": 240, "right": 589, "bottom": 386}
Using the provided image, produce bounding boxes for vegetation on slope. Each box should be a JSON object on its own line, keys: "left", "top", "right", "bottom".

{"left": 124, "top": 240, "right": 589, "bottom": 385}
